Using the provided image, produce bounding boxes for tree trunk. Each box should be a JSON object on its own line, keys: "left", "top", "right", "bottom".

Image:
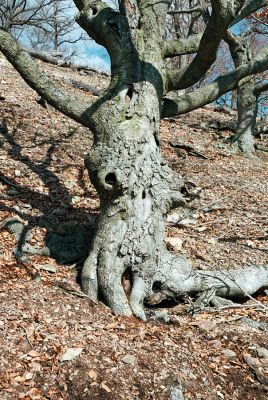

{"left": 1, "top": 4, "right": 267, "bottom": 320}
{"left": 80, "top": 77, "right": 187, "bottom": 319}
{"left": 227, "top": 33, "right": 257, "bottom": 158}
{"left": 234, "top": 78, "right": 257, "bottom": 157}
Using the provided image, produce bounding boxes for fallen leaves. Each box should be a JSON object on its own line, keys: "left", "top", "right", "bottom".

{"left": 59, "top": 348, "right": 83, "bottom": 362}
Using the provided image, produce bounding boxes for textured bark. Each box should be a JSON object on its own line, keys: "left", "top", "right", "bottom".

{"left": 226, "top": 33, "right": 257, "bottom": 157}
{"left": 161, "top": 44, "right": 268, "bottom": 117}
{"left": 165, "top": 0, "right": 243, "bottom": 91}
{"left": 233, "top": 80, "right": 257, "bottom": 157}
{"left": 1, "top": 1, "right": 268, "bottom": 319}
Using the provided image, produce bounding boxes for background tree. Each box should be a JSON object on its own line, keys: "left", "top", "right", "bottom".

{"left": 27, "top": 0, "right": 86, "bottom": 59}
{"left": 1, "top": 0, "right": 268, "bottom": 320}
{"left": 0, "top": 0, "right": 54, "bottom": 37}
{"left": 0, "top": 0, "right": 87, "bottom": 60}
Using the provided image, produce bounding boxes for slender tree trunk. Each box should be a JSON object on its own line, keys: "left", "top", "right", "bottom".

{"left": 234, "top": 78, "right": 257, "bottom": 157}
{"left": 227, "top": 33, "right": 257, "bottom": 157}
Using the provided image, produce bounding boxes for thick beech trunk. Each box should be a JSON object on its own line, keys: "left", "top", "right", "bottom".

{"left": 80, "top": 78, "right": 187, "bottom": 319}
{"left": 1, "top": 2, "right": 268, "bottom": 320}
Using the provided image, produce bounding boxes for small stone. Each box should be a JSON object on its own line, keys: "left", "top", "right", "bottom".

{"left": 24, "top": 372, "right": 33, "bottom": 380}
{"left": 165, "top": 237, "right": 183, "bottom": 252}
{"left": 65, "top": 179, "right": 76, "bottom": 189}
{"left": 197, "top": 320, "right": 217, "bottom": 332}
{"left": 71, "top": 195, "right": 81, "bottom": 204}
{"left": 257, "top": 347, "right": 268, "bottom": 359}
{"left": 22, "top": 203, "right": 32, "bottom": 209}
{"left": 222, "top": 349, "right": 236, "bottom": 358}
{"left": 146, "top": 310, "right": 170, "bottom": 324}
{"left": 14, "top": 169, "right": 21, "bottom": 177}
{"left": 60, "top": 347, "right": 83, "bottom": 362}
{"left": 169, "top": 379, "right": 185, "bottom": 400}
{"left": 121, "top": 354, "right": 136, "bottom": 364}
{"left": 209, "top": 339, "right": 222, "bottom": 348}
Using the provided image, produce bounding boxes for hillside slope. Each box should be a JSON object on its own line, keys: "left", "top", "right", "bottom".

{"left": 0, "top": 55, "right": 268, "bottom": 400}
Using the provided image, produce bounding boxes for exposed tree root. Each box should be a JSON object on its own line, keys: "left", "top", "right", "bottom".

{"left": 2, "top": 213, "right": 268, "bottom": 320}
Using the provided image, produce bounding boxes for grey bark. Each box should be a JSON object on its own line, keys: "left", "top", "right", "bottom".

{"left": 161, "top": 44, "right": 268, "bottom": 117}
{"left": 1, "top": 1, "right": 268, "bottom": 319}
{"left": 226, "top": 33, "right": 257, "bottom": 157}
{"left": 26, "top": 47, "right": 110, "bottom": 76}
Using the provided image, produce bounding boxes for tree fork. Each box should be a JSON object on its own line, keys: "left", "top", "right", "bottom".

{"left": 1, "top": 1, "right": 268, "bottom": 319}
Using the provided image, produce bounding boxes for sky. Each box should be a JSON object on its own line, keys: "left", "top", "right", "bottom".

{"left": 78, "top": 41, "right": 110, "bottom": 73}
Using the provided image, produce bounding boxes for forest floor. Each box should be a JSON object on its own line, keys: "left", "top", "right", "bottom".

{"left": 0, "top": 54, "right": 268, "bottom": 400}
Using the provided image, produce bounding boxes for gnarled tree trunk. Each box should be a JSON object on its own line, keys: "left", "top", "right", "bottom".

{"left": 1, "top": 1, "right": 268, "bottom": 320}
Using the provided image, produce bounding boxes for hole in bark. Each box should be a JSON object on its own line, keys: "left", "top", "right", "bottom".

{"left": 152, "top": 281, "right": 162, "bottom": 292}
{"left": 142, "top": 190, "right": 146, "bottom": 199}
{"left": 125, "top": 86, "right": 133, "bottom": 102}
{"left": 105, "top": 173, "right": 116, "bottom": 186}
{"left": 122, "top": 267, "right": 132, "bottom": 297}
{"left": 92, "top": 6, "right": 98, "bottom": 15}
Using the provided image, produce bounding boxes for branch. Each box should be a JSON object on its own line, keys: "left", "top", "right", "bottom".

{"left": 161, "top": 45, "right": 268, "bottom": 118}
{"left": 168, "top": 6, "right": 203, "bottom": 15}
{"left": 230, "top": 0, "right": 268, "bottom": 27}
{"left": 163, "top": 34, "right": 202, "bottom": 58}
{"left": 25, "top": 47, "right": 109, "bottom": 76}
{"left": 254, "top": 80, "right": 268, "bottom": 96}
{"left": 165, "top": 0, "right": 241, "bottom": 92}
{"left": 73, "top": 0, "right": 136, "bottom": 79}
{"left": 250, "top": 12, "right": 268, "bottom": 27}
{"left": 0, "top": 28, "right": 95, "bottom": 127}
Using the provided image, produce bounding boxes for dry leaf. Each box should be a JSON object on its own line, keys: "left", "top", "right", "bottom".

{"left": 59, "top": 347, "right": 83, "bottom": 362}
{"left": 101, "top": 382, "right": 112, "bottom": 393}
{"left": 88, "top": 370, "right": 98, "bottom": 380}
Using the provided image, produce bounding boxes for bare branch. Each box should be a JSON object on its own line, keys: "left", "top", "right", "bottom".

{"left": 161, "top": 44, "right": 268, "bottom": 118}
{"left": 254, "top": 80, "right": 268, "bottom": 96}
{"left": 0, "top": 28, "right": 95, "bottom": 127}
{"left": 168, "top": 6, "right": 203, "bottom": 15}
{"left": 230, "top": 0, "right": 268, "bottom": 27}
{"left": 165, "top": 0, "right": 242, "bottom": 92}
{"left": 250, "top": 12, "right": 268, "bottom": 27}
{"left": 163, "top": 33, "right": 202, "bottom": 58}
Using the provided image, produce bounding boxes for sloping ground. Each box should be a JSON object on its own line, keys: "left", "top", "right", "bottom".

{"left": 0, "top": 54, "right": 268, "bottom": 400}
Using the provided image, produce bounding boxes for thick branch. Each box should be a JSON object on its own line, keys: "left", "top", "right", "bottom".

{"left": 163, "top": 34, "right": 202, "bottom": 58}
{"left": 165, "top": 0, "right": 240, "bottom": 92}
{"left": 254, "top": 80, "right": 268, "bottom": 96}
{"left": 164, "top": 1, "right": 268, "bottom": 61}
{"left": 162, "top": 45, "right": 268, "bottom": 118}
{"left": 0, "top": 28, "right": 95, "bottom": 127}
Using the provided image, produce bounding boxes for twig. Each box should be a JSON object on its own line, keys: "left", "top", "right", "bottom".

{"left": 170, "top": 142, "right": 211, "bottom": 159}
{"left": 200, "top": 182, "right": 253, "bottom": 213}
{"left": 206, "top": 304, "right": 266, "bottom": 312}
{"left": 219, "top": 234, "right": 268, "bottom": 242}
{"left": 0, "top": 175, "right": 19, "bottom": 188}
{"left": 57, "top": 282, "right": 95, "bottom": 302}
